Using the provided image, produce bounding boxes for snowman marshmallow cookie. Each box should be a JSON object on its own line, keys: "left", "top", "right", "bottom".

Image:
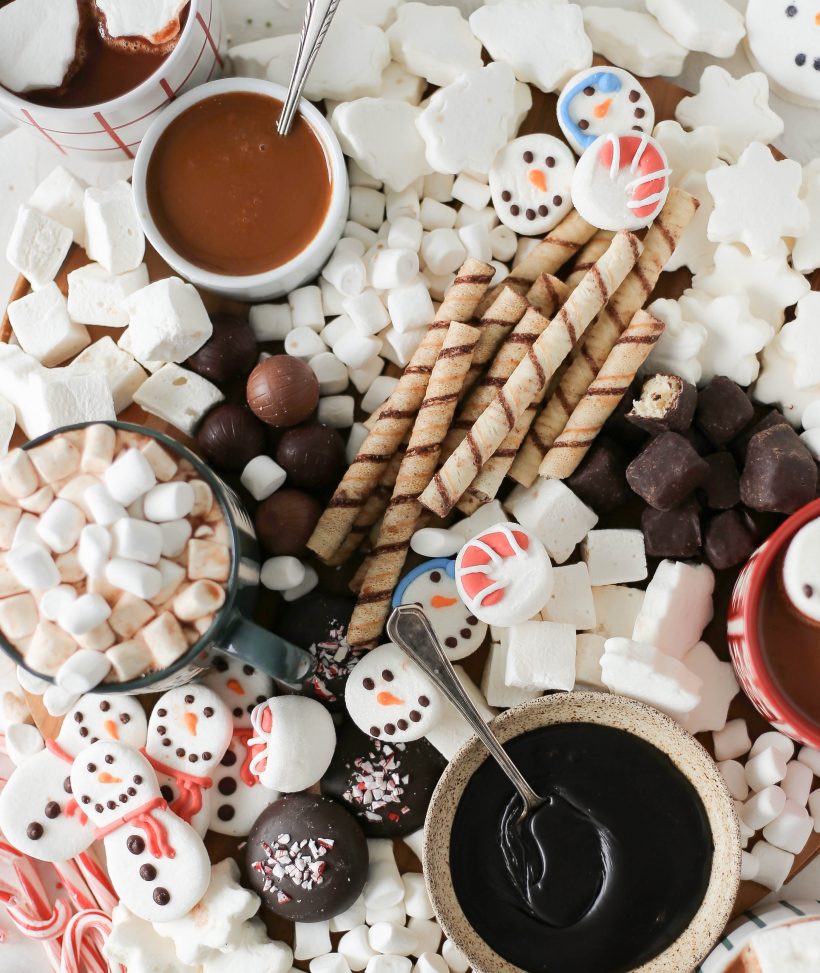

{"left": 747, "top": 0, "right": 820, "bottom": 108}
{"left": 145, "top": 685, "right": 233, "bottom": 837}
{"left": 70, "top": 741, "right": 211, "bottom": 923}
{"left": 455, "top": 523, "right": 554, "bottom": 627}
{"left": 489, "top": 133, "right": 575, "bottom": 236}
{"left": 345, "top": 642, "right": 444, "bottom": 743}
{"left": 557, "top": 67, "right": 655, "bottom": 155}
{"left": 571, "top": 133, "right": 671, "bottom": 231}
{"left": 248, "top": 695, "right": 337, "bottom": 793}
{"left": 393, "top": 558, "right": 487, "bottom": 662}
{"left": 0, "top": 693, "right": 147, "bottom": 862}
{"left": 201, "top": 654, "right": 280, "bottom": 837}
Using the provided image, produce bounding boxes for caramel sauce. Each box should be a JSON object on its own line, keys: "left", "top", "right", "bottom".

{"left": 146, "top": 92, "right": 333, "bottom": 277}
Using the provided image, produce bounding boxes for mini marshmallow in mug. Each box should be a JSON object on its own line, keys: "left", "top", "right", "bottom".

{"left": 557, "top": 67, "right": 655, "bottom": 156}
{"left": 345, "top": 642, "right": 444, "bottom": 743}
{"left": 571, "top": 132, "right": 671, "bottom": 231}
{"left": 393, "top": 559, "right": 487, "bottom": 662}
{"left": 454, "top": 523, "right": 554, "bottom": 627}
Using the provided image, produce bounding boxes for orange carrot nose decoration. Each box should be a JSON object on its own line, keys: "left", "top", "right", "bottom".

{"left": 226, "top": 678, "right": 244, "bottom": 695}
{"left": 816, "top": 12, "right": 820, "bottom": 24}
{"left": 98, "top": 772, "right": 122, "bottom": 784}
{"left": 594, "top": 97, "right": 612, "bottom": 118}
{"left": 103, "top": 720, "right": 120, "bottom": 740}
{"left": 377, "top": 691, "right": 404, "bottom": 706}
{"left": 528, "top": 169, "right": 547, "bottom": 192}
{"left": 431, "top": 595, "right": 458, "bottom": 608}
{"left": 184, "top": 712, "right": 198, "bottom": 736}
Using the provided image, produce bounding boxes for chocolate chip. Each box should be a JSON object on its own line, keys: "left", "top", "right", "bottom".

{"left": 79, "top": 727, "right": 88, "bottom": 737}
{"left": 202, "top": 752, "right": 212, "bottom": 761}
{"left": 204, "top": 707, "right": 214, "bottom": 717}
{"left": 523, "top": 150, "right": 534, "bottom": 162}
{"left": 553, "top": 195, "right": 563, "bottom": 206}
{"left": 189, "top": 754, "right": 198, "bottom": 763}
{"left": 162, "top": 738, "right": 171, "bottom": 747}
{"left": 219, "top": 778, "right": 237, "bottom": 796}
{"left": 127, "top": 835, "right": 145, "bottom": 855}
{"left": 384, "top": 723, "right": 396, "bottom": 735}
{"left": 73, "top": 712, "right": 83, "bottom": 723}
{"left": 106, "top": 801, "right": 116, "bottom": 810}
{"left": 578, "top": 120, "right": 589, "bottom": 130}
{"left": 501, "top": 190, "right": 511, "bottom": 201}
{"left": 119, "top": 794, "right": 128, "bottom": 803}
{"left": 44, "top": 802, "right": 60, "bottom": 819}
{"left": 397, "top": 720, "right": 408, "bottom": 731}
{"left": 104, "top": 754, "right": 114, "bottom": 764}
{"left": 804, "top": 584, "right": 814, "bottom": 598}
{"left": 629, "top": 89, "right": 640, "bottom": 101}
{"left": 133, "top": 775, "right": 142, "bottom": 784}
{"left": 160, "top": 785, "right": 174, "bottom": 802}
{"left": 127, "top": 787, "right": 136, "bottom": 797}
{"left": 157, "top": 709, "right": 166, "bottom": 718}
{"left": 153, "top": 888, "right": 171, "bottom": 906}
{"left": 184, "top": 695, "right": 194, "bottom": 704}
{"left": 460, "top": 628, "right": 471, "bottom": 639}
{"left": 218, "top": 805, "right": 235, "bottom": 821}
{"left": 796, "top": 52, "right": 807, "bottom": 65}
{"left": 526, "top": 209, "right": 536, "bottom": 220}
{"left": 419, "top": 696, "right": 430, "bottom": 707}
{"left": 370, "top": 726, "right": 381, "bottom": 737}
{"left": 176, "top": 748, "right": 185, "bottom": 758}
{"left": 546, "top": 157, "right": 556, "bottom": 167}
{"left": 99, "top": 701, "right": 110, "bottom": 712}
{"left": 584, "top": 86, "right": 595, "bottom": 96}
{"left": 27, "top": 823, "right": 43, "bottom": 840}
{"left": 156, "top": 726, "right": 166, "bottom": 735}
{"left": 64, "top": 777, "right": 72, "bottom": 794}
{"left": 363, "top": 677, "right": 375, "bottom": 690}
{"left": 221, "top": 750, "right": 237, "bottom": 767}
{"left": 382, "top": 670, "right": 394, "bottom": 682}
{"left": 95, "top": 804, "right": 103, "bottom": 813}
{"left": 510, "top": 205, "right": 520, "bottom": 215}
{"left": 626, "top": 432, "right": 709, "bottom": 510}
{"left": 538, "top": 205, "right": 548, "bottom": 217}
{"left": 140, "top": 864, "right": 157, "bottom": 881}
{"left": 120, "top": 714, "right": 130, "bottom": 724}
{"left": 444, "top": 637, "right": 457, "bottom": 648}
{"left": 634, "top": 108, "right": 645, "bottom": 118}
{"left": 87, "top": 763, "right": 96, "bottom": 772}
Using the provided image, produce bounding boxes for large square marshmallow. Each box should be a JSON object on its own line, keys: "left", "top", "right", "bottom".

{"left": 67, "top": 262, "right": 149, "bottom": 327}
{"left": 541, "top": 562, "right": 596, "bottom": 630}
{"left": 133, "top": 365, "right": 224, "bottom": 436}
{"left": 481, "top": 632, "right": 541, "bottom": 709}
{"left": 632, "top": 560, "right": 715, "bottom": 659}
{"left": 601, "top": 638, "right": 703, "bottom": 717}
{"left": 504, "top": 620, "right": 576, "bottom": 692}
{"left": 22, "top": 372, "right": 116, "bottom": 439}
{"left": 7, "top": 283, "right": 90, "bottom": 367}
{"left": 29, "top": 167, "right": 88, "bottom": 247}
{"left": 120, "top": 278, "right": 213, "bottom": 364}
{"left": 6, "top": 206, "right": 73, "bottom": 291}
{"left": 84, "top": 181, "right": 145, "bottom": 275}
{"left": 582, "top": 529, "right": 647, "bottom": 586}
{"left": 505, "top": 480, "right": 597, "bottom": 564}
{"left": 591, "top": 586, "right": 645, "bottom": 639}
{"left": 69, "top": 337, "right": 148, "bottom": 414}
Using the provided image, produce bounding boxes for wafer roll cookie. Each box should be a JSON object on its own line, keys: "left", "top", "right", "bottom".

{"left": 420, "top": 231, "right": 643, "bottom": 518}
{"left": 541, "top": 311, "right": 665, "bottom": 480}
{"left": 347, "top": 321, "right": 480, "bottom": 647}
{"left": 510, "top": 188, "right": 698, "bottom": 487}
{"left": 476, "top": 209, "right": 596, "bottom": 316}
{"left": 565, "top": 231, "right": 614, "bottom": 292}
{"left": 307, "top": 258, "right": 493, "bottom": 561}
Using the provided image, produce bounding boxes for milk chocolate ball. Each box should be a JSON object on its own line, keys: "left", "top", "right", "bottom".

{"left": 196, "top": 403, "right": 266, "bottom": 472}
{"left": 256, "top": 489, "right": 322, "bottom": 556}
{"left": 186, "top": 314, "right": 257, "bottom": 383}
{"left": 275, "top": 423, "right": 347, "bottom": 491}
{"left": 247, "top": 355, "right": 319, "bottom": 427}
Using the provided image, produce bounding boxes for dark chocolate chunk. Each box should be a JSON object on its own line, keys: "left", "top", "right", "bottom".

{"left": 731, "top": 409, "right": 791, "bottom": 463}
{"left": 185, "top": 314, "right": 257, "bottom": 383}
{"left": 626, "top": 432, "right": 709, "bottom": 510}
{"left": 247, "top": 355, "right": 319, "bottom": 427}
{"left": 603, "top": 378, "right": 649, "bottom": 448}
{"left": 695, "top": 376, "right": 754, "bottom": 446}
{"left": 275, "top": 423, "right": 347, "bottom": 491}
{"left": 196, "top": 403, "right": 266, "bottom": 472}
{"left": 701, "top": 452, "right": 741, "bottom": 510}
{"left": 255, "top": 488, "right": 322, "bottom": 556}
{"left": 703, "top": 510, "right": 757, "bottom": 570}
{"left": 626, "top": 373, "right": 697, "bottom": 435}
{"left": 740, "top": 424, "right": 818, "bottom": 513}
{"left": 566, "top": 437, "right": 630, "bottom": 513}
{"left": 641, "top": 503, "right": 702, "bottom": 558}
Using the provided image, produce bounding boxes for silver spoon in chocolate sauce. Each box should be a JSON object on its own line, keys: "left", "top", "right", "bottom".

{"left": 387, "top": 604, "right": 545, "bottom": 822}
{"left": 277, "top": 0, "right": 343, "bottom": 136}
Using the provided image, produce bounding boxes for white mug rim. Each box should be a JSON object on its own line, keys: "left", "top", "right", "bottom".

{"left": 131, "top": 76, "right": 349, "bottom": 293}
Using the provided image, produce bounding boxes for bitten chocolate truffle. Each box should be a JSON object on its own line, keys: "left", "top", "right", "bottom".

{"left": 694, "top": 376, "right": 754, "bottom": 446}
{"left": 626, "top": 374, "right": 697, "bottom": 435}
{"left": 566, "top": 437, "right": 631, "bottom": 513}
{"left": 244, "top": 793, "right": 369, "bottom": 922}
{"left": 321, "top": 722, "right": 446, "bottom": 837}
{"left": 740, "top": 424, "right": 817, "bottom": 514}
{"left": 196, "top": 403, "right": 266, "bottom": 472}
{"left": 703, "top": 510, "right": 757, "bottom": 570}
{"left": 185, "top": 314, "right": 257, "bottom": 383}
{"left": 247, "top": 355, "right": 319, "bottom": 427}
{"left": 255, "top": 489, "right": 322, "bottom": 556}
{"left": 626, "top": 432, "right": 709, "bottom": 510}
{"left": 641, "top": 503, "right": 702, "bottom": 559}
{"left": 275, "top": 423, "right": 347, "bottom": 491}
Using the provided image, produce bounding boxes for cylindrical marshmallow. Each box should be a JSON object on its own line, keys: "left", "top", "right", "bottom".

{"left": 762, "top": 799, "right": 814, "bottom": 854}
{"left": 339, "top": 926, "right": 376, "bottom": 971}
{"left": 441, "top": 939, "right": 469, "bottom": 973}
{"left": 173, "top": 580, "right": 226, "bottom": 622}
{"left": 388, "top": 218, "right": 423, "bottom": 253}
{"left": 386, "top": 188, "right": 420, "bottom": 222}
{"left": 143, "top": 481, "right": 195, "bottom": 524}
{"left": 260, "top": 556, "right": 306, "bottom": 592}
{"left": 370, "top": 249, "right": 420, "bottom": 291}
{"left": 457, "top": 223, "right": 492, "bottom": 263}
{"left": 55, "top": 647, "right": 111, "bottom": 694}
{"left": 410, "top": 527, "right": 462, "bottom": 558}
{"left": 336, "top": 237, "right": 367, "bottom": 257}
{"left": 750, "top": 731, "right": 795, "bottom": 761}
{"left": 105, "top": 558, "right": 163, "bottom": 600}
{"left": 489, "top": 224, "right": 517, "bottom": 262}
{"left": 364, "top": 958, "right": 411, "bottom": 973}
{"left": 782, "top": 760, "right": 814, "bottom": 807}
{"left": 293, "top": 920, "right": 332, "bottom": 962}
{"left": 81, "top": 423, "right": 116, "bottom": 475}
{"left": 420, "top": 229, "right": 467, "bottom": 276}
{"left": 424, "top": 172, "right": 454, "bottom": 202}
{"left": 311, "top": 956, "right": 354, "bottom": 973}
{"left": 740, "top": 850, "right": 759, "bottom": 882}
{"left": 322, "top": 314, "right": 353, "bottom": 349}
{"left": 84, "top": 483, "right": 127, "bottom": 527}
{"left": 380, "top": 326, "right": 423, "bottom": 368}
{"left": 329, "top": 896, "right": 366, "bottom": 933}
{"left": 349, "top": 356, "right": 384, "bottom": 394}
{"left": 386, "top": 281, "right": 435, "bottom": 335}
{"left": 750, "top": 840, "right": 795, "bottom": 891}
{"left": 345, "top": 220, "right": 379, "bottom": 247}
{"left": 6, "top": 542, "right": 59, "bottom": 590}
{"left": 36, "top": 499, "right": 85, "bottom": 554}
{"left": 718, "top": 760, "right": 749, "bottom": 801}
{"left": 40, "top": 584, "right": 77, "bottom": 622}
{"left": 420, "top": 198, "right": 457, "bottom": 231}
{"left": 713, "top": 718, "right": 751, "bottom": 762}
{"left": 321, "top": 279, "right": 346, "bottom": 317}
{"left": 318, "top": 395, "right": 355, "bottom": 428}
{"left": 367, "top": 905, "right": 407, "bottom": 927}
{"left": 249, "top": 303, "right": 292, "bottom": 341}
{"left": 159, "top": 519, "right": 193, "bottom": 559}
{"left": 104, "top": 448, "right": 157, "bottom": 506}
{"left": 334, "top": 331, "right": 382, "bottom": 369}
{"left": 364, "top": 840, "right": 404, "bottom": 910}
{"left": 452, "top": 173, "right": 492, "bottom": 211}
{"left": 58, "top": 592, "right": 111, "bottom": 636}
{"left": 349, "top": 187, "right": 386, "bottom": 230}
{"left": 407, "top": 919, "right": 441, "bottom": 957}
{"left": 809, "top": 789, "right": 820, "bottom": 831}
{"left": 347, "top": 423, "right": 369, "bottom": 465}
{"left": 742, "top": 785, "right": 787, "bottom": 831}
{"left": 324, "top": 250, "right": 368, "bottom": 297}
{"left": 0, "top": 450, "right": 38, "bottom": 499}
{"left": 112, "top": 517, "right": 163, "bottom": 565}
{"left": 454, "top": 204, "right": 497, "bottom": 230}
{"left": 361, "top": 376, "right": 399, "bottom": 415}
{"left": 797, "top": 745, "right": 820, "bottom": 777}
{"left": 240, "top": 455, "right": 287, "bottom": 502}
{"left": 78, "top": 523, "right": 112, "bottom": 579}
{"left": 288, "top": 285, "right": 325, "bottom": 331}
{"left": 745, "top": 746, "right": 788, "bottom": 792}
{"left": 282, "top": 563, "right": 318, "bottom": 602}
{"left": 43, "top": 684, "right": 81, "bottom": 718}
{"left": 402, "top": 873, "right": 434, "bottom": 920}
{"left": 310, "top": 352, "right": 350, "bottom": 396}
{"left": 414, "top": 955, "right": 448, "bottom": 973}
{"left": 368, "top": 924, "right": 417, "bottom": 957}
{"left": 285, "top": 326, "right": 327, "bottom": 360}
{"left": 344, "top": 290, "right": 390, "bottom": 337}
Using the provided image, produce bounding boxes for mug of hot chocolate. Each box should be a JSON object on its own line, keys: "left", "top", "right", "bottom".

{"left": 0, "top": 420, "right": 313, "bottom": 696}
{"left": 0, "top": 0, "right": 226, "bottom": 161}
{"left": 728, "top": 498, "right": 820, "bottom": 748}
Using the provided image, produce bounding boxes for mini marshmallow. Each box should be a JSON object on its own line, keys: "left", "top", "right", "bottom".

{"left": 601, "top": 638, "right": 702, "bottom": 717}
{"left": 80, "top": 424, "right": 116, "bottom": 477}
{"left": 366, "top": 904, "right": 407, "bottom": 927}
{"left": 719, "top": 760, "right": 749, "bottom": 802}
{"left": 25, "top": 620, "right": 75, "bottom": 675}
{"left": 361, "top": 376, "right": 398, "bottom": 416}
{"left": 423, "top": 272, "right": 456, "bottom": 303}
{"left": 750, "top": 731, "right": 796, "bottom": 762}
{"left": 187, "top": 539, "right": 230, "bottom": 583}
{"left": 84, "top": 484, "right": 127, "bottom": 527}
{"left": 84, "top": 182, "right": 145, "bottom": 275}
{"left": 0, "top": 592, "right": 37, "bottom": 641}
{"left": 423, "top": 173, "right": 454, "bottom": 203}
{"left": 104, "top": 448, "right": 157, "bottom": 507}
{"left": 402, "top": 874, "right": 433, "bottom": 920}
{"left": 70, "top": 337, "right": 149, "bottom": 414}
{"left": 482, "top": 634, "right": 541, "bottom": 709}
{"left": 505, "top": 620, "right": 575, "bottom": 692}
{"left": 13, "top": 513, "right": 40, "bottom": 549}
{"left": 339, "top": 926, "right": 377, "bottom": 971}
{"left": 762, "top": 799, "right": 814, "bottom": 855}
{"left": 323, "top": 250, "right": 368, "bottom": 298}
{"left": 5, "top": 722, "right": 44, "bottom": 767}
{"left": 410, "top": 527, "right": 462, "bottom": 559}
{"left": 0, "top": 450, "right": 37, "bottom": 501}
{"left": 713, "top": 718, "right": 752, "bottom": 762}
{"left": 329, "top": 897, "right": 367, "bottom": 933}
{"left": 29, "top": 166, "right": 88, "bottom": 247}
{"left": 742, "top": 785, "right": 787, "bottom": 831}
{"left": 346, "top": 221, "right": 381, "bottom": 247}
{"left": 311, "top": 957, "right": 354, "bottom": 973}
{"left": 105, "top": 558, "right": 163, "bottom": 600}
{"left": 489, "top": 225, "right": 517, "bottom": 263}
{"left": 43, "top": 685, "right": 81, "bottom": 718}
{"left": 55, "top": 648, "right": 111, "bottom": 695}
{"left": 364, "top": 839, "right": 404, "bottom": 910}
{"left": 386, "top": 280, "right": 435, "bottom": 335}
{"left": 141, "top": 611, "right": 188, "bottom": 668}
{"left": 39, "top": 584, "right": 76, "bottom": 623}
{"left": 157, "top": 520, "right": 191, "bottom": 559}
{"left": 347, "top": 423, "right": 369, "bottom": 465}
{"left": 18, "top": 486, "right": 53, "bottom": 515}
{"left": 335, "top": 331, "right": 383, "bottom": 370}
{"left": 368, "top": 924, "right": 416, "bottom": 956}
{"left": 365, "top": 957, "right": 411, "bottom": 973}
{"left": 381, "top": 327, "right": 425, "bottom": 368}
{"left": 350, "top": 188, "right": 387, "bottom": 231}
{"left": 457, "top": 223, "right": 492, "bottom": 263}
{"left": 450, "top": 500, "right": 510, "bottom": 541}
{"left": 78, "top": 523, "right": 112, "bottom": 579}
{"left": 371, "top": 249, "right": 420, "bottom": 291}
{"left": 746, "top": 746, "right": 789, "bottom": 792}
{"left": 309, "top": 352, "right": 349, "bottom": 396}
{"left": 6, "top": 206, "right": 73, "bottom": 290}
{"left": 419, "top": 199, "right": 457, "bottom": 232}
{"left": 750, "top": 840, "right": 795, "bottom": 891}
{"left": 505, "top": 480, "right": 598, "bottom": 564}
{"left": 240, "top": 456, "right": 287, "bottom": 502}
{"left": 783, "top": 761, "right": 814, "bottom": 808}
{"left": 27, "top": 437, "right": 80, "bottom": 486}
{"left": 294, "top": 921, "right": 332, "bottom": 962}
{"left": 286, "top": 327, "right": 327, "bottom": 360}
{"left": 120, "top": 277, "right": 212, "bottom": 363}
{"left": 0, "top": 503, "right": 21, "bottom": 549}
{"left": 67, "top": 262, "right": 149, "bottom": 327}
{"left": 173, "top": 581, "right": 225, "bottom": 622}
{"left": 410, "top": 921, "right": 445, "bottom": 959}
{"left": 740, "top": 850, "right": 759, "bottom": 883}
{"left": 281, "top": 563, "right": 318, "bottom": 602}
{"left": 36, "top": 499, "right": 85, "bottom": 555}
{"left": 441, "top": 940, "right": 469, "bottom": 973}
{"left": 810, "top": 789, "right": 820, "bottom": 832}
{"left": 323, "top": 314, "right": 354, "bottom": 349}
{"left": 189, "top": 480, "right": 213, "bottom": 519}
{"left": 349, "top": 357, "right": 386, "bottom": 395}
{"left": 798, "top": 745, "right": 820, "bottom": 777}
{"left": 541, "top": 563, "right": 596, "bottom": 630}
{"left": 632, "top": 560, "right": 715, "bottom": 660}
{"left": 260, "top": 556, "right": 306, "bottom": 592}
{"left": 132, "top": 365, "right": 225, "bottom": 436}
{"left": 455, "top": 205, "right": 499, "bottom": 232}
{"left": 8, "top": 283, "right": 90, "bottom": 367}
{"left": 112, "top": 518, "right": 163, "bottom": 565}
{"left": 344, "top": 290, "right": 390, "bottom": 337}
{"left": 420, "top": 230, "right": 466, "bottom": 277}
{"left": 388, "top": 218, "right": 423, "bottom": 253}
{"left": 143, "top": 482, "right": 195, "bottom": 523}
{"left": 58, "top": 592, "right": 111, "bottom": 638}
{"left": 452, "top": 174, "right": 492, "bottom": 211}
{"left": 318, "top": 395, "right": 355, "bottom": 428}
{"left": 582, "top": 530, "right": 647, "bottom": 586}
{"left": 249, "top": 304, "right": 292, "bottom": 341}
{"left": 414, "top": 956, "right": 447, "bottom": 973}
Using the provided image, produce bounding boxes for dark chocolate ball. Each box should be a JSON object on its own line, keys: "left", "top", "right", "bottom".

{"left": 247, "top": 356, "right": 319, "bottom": 427}
{"left": 244, "top": 793, "right": 369, "bottom": 921}
{"left": 185, "top": 314, "right": 258, "bottom": 383}
{"left": 275, "top": 423, "right": 347, "bottom": 491}
{"left": 196, "top": 403, "right": 266, "bottom": 472}
{"left": 255, "top": 488, "right": 321, "bottom": 556}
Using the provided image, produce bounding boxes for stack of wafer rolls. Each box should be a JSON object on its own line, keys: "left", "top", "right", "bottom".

{"left": 510, "top": 188, "right": 699, "bottom": 488}
{"left": 540, "top": 310, "right": 666, "bottom": 480}
{"left": 347, "top": 321, "right": 480, "bottom": 648}
{"left": 564, "top": 231, "right": 615, "bottom": 292}
{"left": 419, "top": 230, "right": 643, "bottom": 519}
{"left": 307, "top": 258, "right": 493, "bottom": 562}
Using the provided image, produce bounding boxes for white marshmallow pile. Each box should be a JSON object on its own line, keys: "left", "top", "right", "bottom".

{"left": 0, "top": 425, "right": 230, "bottom": 711}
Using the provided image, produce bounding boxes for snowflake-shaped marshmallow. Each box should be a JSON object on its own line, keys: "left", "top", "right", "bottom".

{"left": 793, "top": 159, "right": 820, "bottom": 274}
{"left": 664, "top": 169, "right": 720, "bottom": 275}
{"left": 582, "top": 7, "right": 687, "bottom": 77}
{"left": 779, "top": 292, "right": 820, "bottom": 390}
{"left": 753, "top": 332, "right": 820, "bottom": 429}
{"left": 643, "top": 297, "right": 708, "bottom": 386}
{"left": 706, "top": 142, "right": 809, "bottom": 259}
{"left": 652, "top": 120, "right": 721, "bottom": 186}
{"left": 104, "top": 905, "right": 197, "bottom": 973}
{"left": 676, "top": 67, "right": 784, "bottom": 163}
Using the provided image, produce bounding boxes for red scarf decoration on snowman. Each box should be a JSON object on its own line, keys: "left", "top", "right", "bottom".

{"left": 94, "top": 797, "right": 175, "bottom": 859}
{"left": 143, "top": 752, "right": 213, "bottom": 823}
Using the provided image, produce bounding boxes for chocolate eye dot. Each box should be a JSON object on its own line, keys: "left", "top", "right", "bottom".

{"left": 814, "top": 57, "right": 820, "bottom": 71}
{"left": 382, "top": 669, "right": 394, "bottom": 682}
{"left": 510, "top": 205, "right": 520, "bottom": 215}
{"left": 501, "top": 190, "right": 511, "bottom": 202}
{"left": 106, "top": 801, "right": 116, "bottom": 810}
{"left": 523, "top": 150, "right": 534, "bottom": 163}
{"left": 409, "top": 710, "right": 421, "bottom": 722}
{"left": 583, "top": 86, "right": 595, "bottom": 96}
{"left": 74, "top": 712, "right": 83, "bottom": 723}
{"left": 634, "top": 107, "right": 645, "bottom": 118}
{"left": 796, "top": 52, "right": 807, "bottom": 66}
{"left": 243, "top": 665, "right": 254, "bottom": 675}
{"left": 553, "top": 195, "right": 563, "bottom": 207}
{"left": 204, "top": 707, "right": 214, "bottom": 717}
{"left": 105, "top": 755, "right": 114, "bottom": 764}
{"left": 184, "top": 695, "right": 194, "bottom": 704}
{"left": 133, "top": 775, "right": 142, "bottom": 784}
{"left": 538, "top": 205, "right": 548, "bottom": 217}
{"left": 99, "top": 701, "right": 110, "bottom": 712}
{"left": 203, "top": 752, "right": 212, "bottom": 761}
{"left": 804, "top": 584, "right": 814, "bottom": 598}
{"left": 384, "top": 723, "right": 396, "bottom": 735}
{"left": 90, "top": 737, "right": 98, "bottom": 744}
{"left": 445, "top": 637, "right": 457, "bottom": 648}
{"left": 27, "top": 822, "right": 43, "bottom": 840}
{"left": 214, "top": 658, "right": 228, "bottom": 672}
{"left": 120, "top": 713, "right": 130, "bottom": 724}
{"left": 397, "top": 719, "right": 408, "bottom": 731}
{"left": 467, "top": 615, "right": 478, "bottom": 625}
{"left": 162, "top": 738, "right": 171, "bottom": 747}
{"left": 545, "top": 156, "right": 555, "bottom": 168}
{"left": 176, "top": 748, "right": 185, "bottom": 758}
{"left": 460, "top": 628, "right": 472, "bottom": 639}
{"left": 578, "top": 120, "right": 589, "bottom": 131}
{"left": 246, "top": 703, "right": 255, "bottom": 714}
{"left": 363, "top": 677, "right": 375, "bottom": 690}
{"left": 370, "top": 726, "right": 381, "bottom": 737}
{"left": 233, "top": 707, "right": 242, "bottom": 718}
{"left": 87, "top": 763, "right": 96, "bottom": 772}
{"left": 79, "top": 727, "right": 88, "bottom": 737}
{"left": 127, "top": 787, "right": 136, "bottom": 796}
{"left": 629, "top": 89, "right": 641, "bottom": 102}
{"left": 787, "top": 4, "right": 798, "bottom": 15}
{"left": 156, "top": 725, "right": 166, "bottom": 735}
{"left": 430, "top": 571, "right": 441, "bottom": 582}
{"left": 256, "top": 695, "right": 266, "bottom": 704}
{"left": 419, "top": 696, "right": 430, "bottom": 707}
{"left": 157, "top": 709, "right": 166, "bottom": 718}
{"left": 95, "top": 804, "right": 103, "bottom": 814}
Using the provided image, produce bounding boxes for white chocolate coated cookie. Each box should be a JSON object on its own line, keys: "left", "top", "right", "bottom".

{"left": 558, "top": 67, "right": 654, "bottom": 156}
{"left": 489, "top": 134, "right": 575, "bottom": 236}
{"left": 747, "top": 0, "right": 820, "bottom": 108}
{"left": 783, "top": 519, "right": 820, "bottom": 623}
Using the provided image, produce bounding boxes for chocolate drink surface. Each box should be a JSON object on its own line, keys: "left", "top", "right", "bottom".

{"left": 146, "top": 92, "right": 333, "bottom": 276}
{"left": 450, "top": 723, "right": 713, "bottom": 973}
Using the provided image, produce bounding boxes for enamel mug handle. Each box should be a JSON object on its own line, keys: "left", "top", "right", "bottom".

{"left": 218, "top": 610, "right": 315, "bottom": 689}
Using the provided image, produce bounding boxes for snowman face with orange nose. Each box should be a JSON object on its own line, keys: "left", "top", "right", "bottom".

{"left": 557, "top": 67, "right": 655, "bottom": 155}
{"left": 489, "top": 133, "right": 576, "bottom": 236}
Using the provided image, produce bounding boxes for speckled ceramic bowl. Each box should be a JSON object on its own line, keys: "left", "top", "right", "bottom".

{"left": 423, "top": 692, "right": 741, "bottom": 973}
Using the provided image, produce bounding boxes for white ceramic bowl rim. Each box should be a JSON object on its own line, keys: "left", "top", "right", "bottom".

{"left": 0, "top": 0, "right": 203, "bottom": 114}
{"left": 131, "top": 76, "right": 348, "bottom": 291}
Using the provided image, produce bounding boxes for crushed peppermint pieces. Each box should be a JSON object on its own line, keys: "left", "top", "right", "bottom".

{"left": 343, "top": 740, "right": 412, "bottom": 824}
{"left": 307, "top": 623, "right": 362, "bottom": 702}
{"left": 251, "top": 832, "right": 335, "bottom": 902}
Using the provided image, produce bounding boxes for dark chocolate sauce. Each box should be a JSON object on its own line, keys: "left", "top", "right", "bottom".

{"left": 450, "top": 723, "right": 713, "bottom": 973}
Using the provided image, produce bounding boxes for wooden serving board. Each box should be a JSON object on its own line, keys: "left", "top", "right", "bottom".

{"left": 2, "top": 71, "right": 818, "bottom": 954}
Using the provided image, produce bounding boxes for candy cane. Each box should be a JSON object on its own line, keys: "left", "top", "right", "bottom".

{"left": 75, "top": 851, "right": 118, "bottom": 913}
{"left": 54, "top": 861, "right": 97, "bottom": 913}
{"left": 60, "top": 910, "right": 118, "bottom": 973}
{"left": 4, "top": 896, "right": 71, "bottom": 939}
{"left": 0, "top": 844, "right": 64, "bottom": 973}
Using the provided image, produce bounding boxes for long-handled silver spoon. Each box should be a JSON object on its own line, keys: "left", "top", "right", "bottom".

{"left": 277, "top": 0, "right": 343, "bottom": 136}
{"left": 387, "top": 603, "right": 544, "bottom": 822}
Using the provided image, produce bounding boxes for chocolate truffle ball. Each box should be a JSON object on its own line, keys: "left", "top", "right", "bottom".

{"left": 247, "top": 356, "right": 319, "bottom": 427}
{"left": 275, "top": 423, "right": 347, "bottom": 491}
{"left": 244, "top": 793, "right": 368, "bottom": 922}
{"left": 322, "top": 721, "right": 446, "bottom": 837}
{"left": 186, "top": 314, "right": 258, "bottom": 383}
{"left": 255, "top": 489, "right": 321, "bottom": 556}
{"left": 196, "top": 403, "right": 266, "bottom": 472}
